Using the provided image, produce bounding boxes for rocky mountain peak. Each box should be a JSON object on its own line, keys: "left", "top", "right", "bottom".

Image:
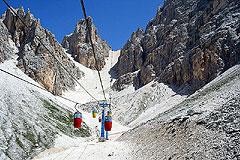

{"left": 62, "top": 16, "right": 111, "bottom": 70}
{"left": 17, "top": 6, "right": 24, "bottom": 16}
{"left": 136, "top": 27, "right": 144, "bottom": 38}
{"left": 1, "top": 7, "right": 83, "bottom": 95}
{"left": 73, "top": 17, "right": 97, "bottom": 44}
{"left": 128, "top": 26, "right": 144, "bottom": 46}
{"left": 113, "top": 27, "right": 145, "bottom": 78}
{"left": 156, "top": 4, "right": 162, "bottom": 16}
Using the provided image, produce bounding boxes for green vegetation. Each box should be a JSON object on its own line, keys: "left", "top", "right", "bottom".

{"left": 43, "top": 100, "right": 60, "bottom": 113}
{"left": 41, "top": 99, "right": 91, "bottom": 137}
{"left": 16, "top": 137, "right": 24, "bottom": 150}
{"left": 22, "top": 131, "right": 36, "bottom": 144}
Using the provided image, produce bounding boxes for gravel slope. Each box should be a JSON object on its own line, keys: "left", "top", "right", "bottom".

{"left": 119, "top": 64, "right": 240, "bottom": 160}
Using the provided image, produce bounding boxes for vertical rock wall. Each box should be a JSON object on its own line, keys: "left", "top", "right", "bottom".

{"left": 114, "top": 0, "right": 240, "bottom": 93}
{"left": 0, "top": 20, "right": 14, "bottom": 63}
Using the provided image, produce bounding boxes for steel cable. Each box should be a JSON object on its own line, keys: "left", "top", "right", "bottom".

{"left": 0, "top": 68, "right": 81, "bottom": 104}
{"left": 80, "top": 0, "right": 107, "bottom": 101}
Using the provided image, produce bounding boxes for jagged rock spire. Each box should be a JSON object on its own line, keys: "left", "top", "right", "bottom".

{"left": 62, "top": 16, "right": 112, "bottom": 70}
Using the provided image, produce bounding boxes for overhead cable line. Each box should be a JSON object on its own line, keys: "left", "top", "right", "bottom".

{"left": 2, "top": 0, "right": 98, "bottom": 102}
{"left": 0, "top": 68, "right": 81, "bottom": 105}
{"left": 80, "top": 0, "right": 107, "bottom": 101}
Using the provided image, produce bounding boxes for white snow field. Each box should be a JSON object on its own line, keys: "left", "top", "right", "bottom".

{"left": 60, "top": 50, "right": 120, "bottom": 104}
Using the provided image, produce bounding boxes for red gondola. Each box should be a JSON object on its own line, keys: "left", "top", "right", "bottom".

{"left": 74, "top": 112, "right": 82, "bottom": 128}
{"left": 104, "top": 116, "right": 112, "bottom": 131}
{"left": 99, "top": 116, "right": 102, "bottom": 123}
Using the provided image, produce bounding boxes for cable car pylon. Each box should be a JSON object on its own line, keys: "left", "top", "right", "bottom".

{"left": 98, "top": 103, "right": 111, "bottom": 142}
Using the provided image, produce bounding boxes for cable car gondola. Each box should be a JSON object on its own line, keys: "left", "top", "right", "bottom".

{"left": 74, "top": 112, "right": 82, "bottom": 128}
{"left": 74, "top": 104, "right": 82, "bottom": 128}
{"left": 104, "top": 115, "right": 112, "bottom": 131}
{"left": 92, "top": 109, "right": 97, "bottom": 118}
{"left": 99, "top": 116, "right": 102, "bottom": 122}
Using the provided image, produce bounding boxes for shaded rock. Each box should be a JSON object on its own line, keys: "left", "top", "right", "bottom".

{"left": 0, "top": 20, "right": 15, "bottom": 63}
{"left": 139, "top": 64, "right": 156, "bottom": 86}
{"left": 113, "top": 27, "right": 144, "bottom": 76}
{"left": 112, "top": 71, "right": 139, "bottom": 91}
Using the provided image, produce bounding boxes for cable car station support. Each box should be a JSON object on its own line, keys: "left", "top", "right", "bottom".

{"left": 98, "top": 103, "right": 110, "bottom": 142}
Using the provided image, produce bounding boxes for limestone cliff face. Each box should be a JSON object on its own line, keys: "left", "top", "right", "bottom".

{"left": 2, "top": 7, "right": 83, "bottom": 95}
{"left": 62, "top": 17, "right": 111, "bottom": 70}
{"left": 114, "top": 27, "right": 144, "bottom": 76}
{"left": 113, "top": 0, "right": 240, "bottom": 93}
{"left": 0, "top": 20, "right": 15, "bottom": 63}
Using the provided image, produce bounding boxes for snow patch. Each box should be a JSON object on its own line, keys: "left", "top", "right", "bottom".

{"left": 59, "top": 50, "right": 120, "bottom": 104}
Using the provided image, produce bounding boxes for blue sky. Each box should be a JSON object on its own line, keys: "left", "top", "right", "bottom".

{"left": 0, "top": 0, "right": 164, "bottom": 50}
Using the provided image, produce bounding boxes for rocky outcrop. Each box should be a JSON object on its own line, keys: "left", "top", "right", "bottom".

{"left": 114, "top": 27, "right": 144, "bottom": 76}
{"left": 139, "top": 64, "right": 156, "bottom": 86}
{"left": 62, "top": 17, "right": 111, "bottom": 70}
{"left": 2, "top": 7, "right": 83, "bottom": 95}
{"left": 0, "top": 20, "right": 15, "bottom": 63}
{"left": 112, "top": 71, "right": 139, "bottom": 91}
{"left": 114, "top": 0, "right": 240, "bottom": 93}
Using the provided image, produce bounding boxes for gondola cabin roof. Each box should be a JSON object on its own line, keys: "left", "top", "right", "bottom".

{"left": 74, "top": 112, "right": 82, "bottom": 119}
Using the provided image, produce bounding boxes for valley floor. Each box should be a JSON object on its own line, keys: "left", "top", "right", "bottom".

{"left": 33, "top": 111, "right": 132, "bottom": 160}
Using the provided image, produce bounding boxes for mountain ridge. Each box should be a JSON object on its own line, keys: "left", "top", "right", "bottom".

{"left": 113, "top": 0, "right": 240, "bottom": 94}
